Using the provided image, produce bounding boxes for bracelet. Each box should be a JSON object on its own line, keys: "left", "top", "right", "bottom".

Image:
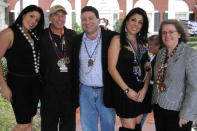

{"left": 124, "top": 88, "right": 129, "bottom": 94}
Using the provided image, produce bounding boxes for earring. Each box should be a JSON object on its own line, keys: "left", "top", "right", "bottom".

{"left": 125, "top": 28, "right": 127, "bottom": 32}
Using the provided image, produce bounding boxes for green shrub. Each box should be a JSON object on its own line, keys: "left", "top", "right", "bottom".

{"left": 0, "top": 57, "right": 7, "bottom": 78}
{"left": 0, "top": 95, "right": 15, "bottom": 131}
{"left": 73, "top": 15, "right": 83, "bottom": 35}
{"left": 115, "top": 19, "right": 123, "bottom": 33}
{"left": 189, "top": 37, "right": 197, "bottom": 42}
{"left": 0, "top": 95, "right": 41, "bottom": 130}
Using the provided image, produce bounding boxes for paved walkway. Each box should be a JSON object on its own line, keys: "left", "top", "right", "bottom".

{"left": 76, "top": 108, "right": 196, "bottom": 131}
{"left": 76, "top": 108, "right": 156, "bottom": 131}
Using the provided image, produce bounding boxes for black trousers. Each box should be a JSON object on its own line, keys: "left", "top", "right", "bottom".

{"left": 153, "top": 104, "right": 192, "bottom": 131}
{"left": 40, "top": 84, "right": 76, "bottom": 131}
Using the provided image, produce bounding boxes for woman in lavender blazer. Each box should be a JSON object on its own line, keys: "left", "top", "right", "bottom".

{"left": 152, "top": 19, "right": 197, "bottom": 131}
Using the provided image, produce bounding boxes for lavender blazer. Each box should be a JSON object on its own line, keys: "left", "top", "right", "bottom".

{"left": 152, "top": 42, "right": 197, "bottom": 121}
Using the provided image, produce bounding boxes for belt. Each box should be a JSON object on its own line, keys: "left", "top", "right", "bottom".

{"left": 8, "top": 71, "right": 40, "bottom": 78}
{"left": 92, "top": 86, "right": 103, "bottom": 89}
{"left": 80, "top": 83, "right": 103, "bottom": 89}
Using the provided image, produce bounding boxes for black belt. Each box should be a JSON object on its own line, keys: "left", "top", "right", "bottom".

{"left": 92, "top": 86, "right": 103, "bottom": 89}
{"left": 8, "top": 71, "right": 40, "bottom": 78}
{"left": 80, "top": 83, "right": 103, "bottom": 89}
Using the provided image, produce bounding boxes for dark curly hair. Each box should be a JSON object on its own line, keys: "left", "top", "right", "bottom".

{"left": 12, "top": 5, "right": 44, "bottom": 33}
{"left": 81, "top": 6, "right": 99, "bottom": 19}
{"left": 120, "top": 7, "right": 149, "bottom": 48}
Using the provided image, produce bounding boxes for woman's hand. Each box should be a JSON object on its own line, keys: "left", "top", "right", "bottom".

{"left": 126, "top": 88, "right": 139, "bottom": 101}
{"left": 136, "top": 87, "right": 147, "bottom": 102}
{"left": 1, "top": 84, "right": 12, "bottom": 101}
{"left": 179, "top": 118, "right": 189, "bottom": 127}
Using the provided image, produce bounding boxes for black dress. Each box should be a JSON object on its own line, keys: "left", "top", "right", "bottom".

{"left": 112, "top": 46, "right": 152, "bottom": 118}
{"left": 4, "top": 25, "right": 41, "bottom": 124}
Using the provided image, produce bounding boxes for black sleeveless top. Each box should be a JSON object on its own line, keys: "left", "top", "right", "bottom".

{"left": 112, "top": 46, "right": 151, "bottom": 118}
{"left": 116, "top": 47, "right": 147, "bottom": 92}
{"left": 5, "top": 25, "right": 39, "bottom": 75}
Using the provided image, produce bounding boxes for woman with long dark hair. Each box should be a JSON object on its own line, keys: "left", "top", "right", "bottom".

{"left": 108, "top": 7, "right": 151, "bottom": 131}
{"left": 0, "top": 5, "right": 44, "bottom": 131}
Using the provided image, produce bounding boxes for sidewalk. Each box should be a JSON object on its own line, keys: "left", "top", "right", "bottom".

{"left": 76, "top": 108, "right": 156, "bottom": 131}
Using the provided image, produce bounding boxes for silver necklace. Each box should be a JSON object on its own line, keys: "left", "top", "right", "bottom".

{"left": 17, "top": 24, "right": 40, "bottom": 74}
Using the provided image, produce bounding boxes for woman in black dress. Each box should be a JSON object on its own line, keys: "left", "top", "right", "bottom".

{"left": 0, "top": 5, "right": 44, "bottom": 131}
{"left": 108, "top": 7, "right": 151, "bottom": 131}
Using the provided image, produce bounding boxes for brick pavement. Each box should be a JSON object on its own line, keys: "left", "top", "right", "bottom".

{"left": 76, "top": 108, "right": 156, "bottom": 131}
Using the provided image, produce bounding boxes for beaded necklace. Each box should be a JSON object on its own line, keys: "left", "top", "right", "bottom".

{"left": 17, "top": 24, "right": 40, "bottom": 74}
{"left": 155, "top": 44, "right": 179, "bottom": 92}
{"left": 126, "top": 33, "right": 149, "bottom": 83}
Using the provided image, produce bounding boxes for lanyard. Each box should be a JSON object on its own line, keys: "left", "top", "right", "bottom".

{"left": 126, "top": 34, "right": 144, "bottom": 62}
{"left": 83, "top": 35, "right": 101, "bottom": 60}
{"left": 48, "top": 30, "right": 66, "bottom": 59}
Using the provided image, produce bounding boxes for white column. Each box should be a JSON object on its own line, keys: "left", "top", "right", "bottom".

{"left": 75, "top": 0, "right": 81, "bottom": 25}
{"left": 126, "top": 0, "right": 133, "bottom": 14}
{"left": 0, "top": 1, "right": 8, "bottom": 30}
{"left": 168, "top": 0, "right": 175, "bottom": 19}
{"left": 20, "top": 0, "right": 23, "bottom": 12}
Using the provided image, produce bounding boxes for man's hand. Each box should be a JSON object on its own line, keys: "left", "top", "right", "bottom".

{"left": 179, "top": 118, "right": 189, "bottom": 127}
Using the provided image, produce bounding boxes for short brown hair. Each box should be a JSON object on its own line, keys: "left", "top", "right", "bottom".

{"left": 159, "top": 19, "right": 189, "bottom": 46}
{"left": 81, "top": 6, "right": 99, "bottom": 18}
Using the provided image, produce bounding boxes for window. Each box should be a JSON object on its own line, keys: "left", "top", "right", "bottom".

{"left": 175, "top": 13, "right": 187, "bottom": 20}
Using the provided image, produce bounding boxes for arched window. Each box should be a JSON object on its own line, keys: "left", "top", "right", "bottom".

{"left": 87, "top": 0, "right": 120, "bottom": 30}
{"left": 14, "top": 0, "right": 39, "bottom": 20}
{"left": 50, "top": 0, "right": 73, "bottom": 29}
{"left": 174, "top": 0, "right": 189, "bottom": 20}
{"left": 134, "top": 0, "right": 156, "bottom": 34}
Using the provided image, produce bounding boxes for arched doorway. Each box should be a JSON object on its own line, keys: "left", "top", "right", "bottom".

{"left": 50, "top": 0, "right": 73, "bottom": 29}
{"left": 175, "top": 0, "right": 189, "bottom": 20}
{"left": 14, "top": 0, "right": 39, "bottom": 20}
{"left": 134, "top": 0, "right": 155, "bottom": 34}
{"left": 87, "top": 0, "right": 120, "bottom": 30}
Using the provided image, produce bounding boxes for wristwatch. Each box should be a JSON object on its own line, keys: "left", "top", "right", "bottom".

{"left": 124, "top": 88, "right": 129, "bottom": 94}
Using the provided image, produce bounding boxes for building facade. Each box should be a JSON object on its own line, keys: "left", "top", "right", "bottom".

{"left": 5, "top": 0, "right": 197, "bottom": 34}
{"left": 0, "top": 0, "right": 8, "bottom": 31}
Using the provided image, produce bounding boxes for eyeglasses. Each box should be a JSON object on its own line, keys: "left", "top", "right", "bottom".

{"left": 161, "top": 31, "right": 177, "bottom": 35}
